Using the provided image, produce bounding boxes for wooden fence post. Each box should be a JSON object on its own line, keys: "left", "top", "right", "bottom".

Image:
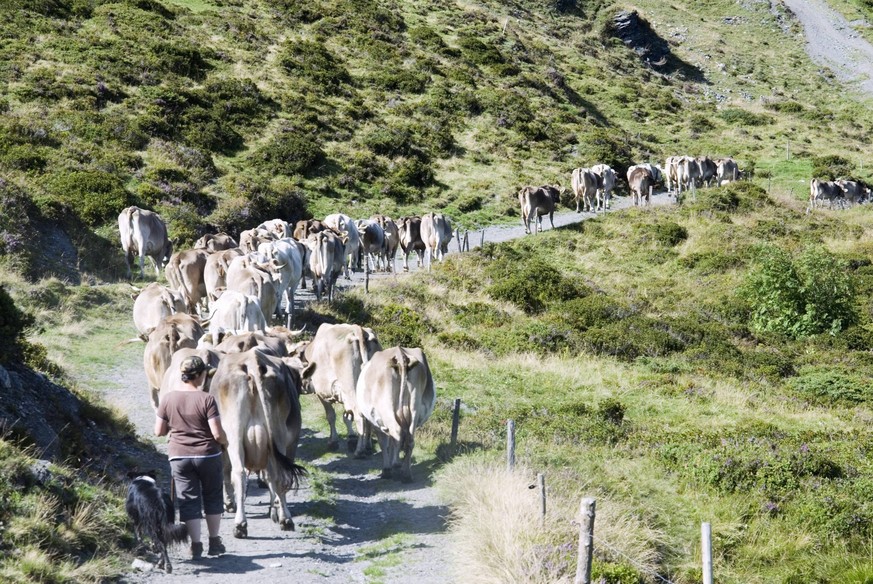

{"left": 702, "top": 522, "right": 713, "bottom": 584}
{"left": 463, "top": 230, "right": 469, "bottom": 252}
{"left": 538, "top": 473, "right": 546, "bottom": 522}
{"left": 456, "top": 228, "right": 462, "bottom": 253}
{"left": 450, "top": 398, "right": 461, "bottom": 452}
{"left": 506, "top": 419, "right": 515, "bottom": 470}
{"left": 574, "top": 498, "right": 596, "bottom": 584}
{"left": 480, "top": 229, "right": 485, "bottom": 248}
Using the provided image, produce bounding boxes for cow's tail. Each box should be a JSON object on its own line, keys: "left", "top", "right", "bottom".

{"left": 247, "top": 357, "right": 307, "bottom": 492}
{"left": 395, "top": 349, "right": 415, "bottom": 448}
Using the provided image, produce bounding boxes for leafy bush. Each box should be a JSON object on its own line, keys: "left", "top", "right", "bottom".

{"left": 209, "top": 176, "right": 307, "bottom": 236}
{"left": 766, "top": 101, "right": 804, "bottom": 113}
{"left": 592, "top": 561, "right": 644, "bottom": 584}
{"left": 718, "top": 108, "right": 772, "bottom": 126}
{"left": 581, "top": 316, "right": 687, "bottom": 360}
{"left": 811, "top": 154, "right": 854, "bottom": 180}
{"left": 637, "top": 221, "right": 687, "bottom": 246}
{"left": 253, "top": 129, "right": 325, "bottom": 177}
{"left": 743, "top": 245, "right": 856, "bottom": 338}
{"left": 548, "top": 295, "right": 631, "bottom": 331}
{"left": 486, "top": 258, "right": 588, "bottom": 314}
{"left": 788, "top": 368, "right": 870, "bottom": 405}
{"left": 458, "top": 36, "right": 505, "bottom": 66}
{"left": 0, "top": 285, "right": 34, "bottom": 363}
{"left": 278, "top": 40, "right": 351, "bottom": 90}
{"left": 371, "top": 303, "right": 431, "bottom": 347}
{"left": 42, "top": 170, "right": 134, "bottom": 226}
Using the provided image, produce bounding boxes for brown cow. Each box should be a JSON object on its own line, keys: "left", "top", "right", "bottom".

{"left": 518, "top": 186, "right": 560, "bottom": 234}
{"left": 204, "top": 248, "right": 244, "bottom": 305}
{"left": 627, "top": 165, "right": 655, "bottom": 206}
{"left": 296, "top": 323, "right": 382, "bottom": 453}
{"left": 355, "top": 347, "right": 436, "bottom": 482}
{"left": 305, "top": 230, "right": 344, "bottom": 302}
{"left": 165, "top": 249, "right": 209, "bottom": 315}
{"left": 211, "top": 349, "right": 307, "bottom": 537}
{"left": 371, "top": 214, "right": 399, "bottom": 273}
{"left": 143, "top": 313, "right": 205, "bottom": 409}
{"left": 292, "top": 219, "right": 326, "bottom": 241}
{"left": 194, "top": 232, "right": 238, "bottom": 253}
{"left": 571, "top": 168, "right": 599, "bottom": 213}
{"left": 132, "top": 282, "right": 187, "bottom": 338}
{"left": 396, "top": 216, "right": 425, "bottom": 272}
{"left": 118, "top": 206, "right": 173, "bottom": 279}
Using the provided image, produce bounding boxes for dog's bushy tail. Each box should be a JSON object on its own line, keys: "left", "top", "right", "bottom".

{"left": 164, "top": 522, "right": 189, "bottom": 545}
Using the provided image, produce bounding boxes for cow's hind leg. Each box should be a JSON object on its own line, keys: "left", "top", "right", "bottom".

{"left": 320, "top": 399, "right": 341, "bottom": 451}
{"left": 269, "top": 486, "right": 294, "bottom": 531}
{"left": 378, "top": 432, "right": 393, "bottom": 479}
{"left": 399, "top": 431, "right": 414, "bottom": 483}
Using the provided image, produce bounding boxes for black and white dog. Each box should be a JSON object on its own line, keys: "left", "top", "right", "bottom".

{"left": 126, "top": 471, "right": 188, "bottom": 573}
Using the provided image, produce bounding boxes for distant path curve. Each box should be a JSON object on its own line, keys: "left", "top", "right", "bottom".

{"left": 782, "top": 0, "right": 873, "bottom": 96}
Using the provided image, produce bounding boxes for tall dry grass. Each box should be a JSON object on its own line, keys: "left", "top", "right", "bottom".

{"left": 435, "top": 456, "right": 663, "bottom": 583}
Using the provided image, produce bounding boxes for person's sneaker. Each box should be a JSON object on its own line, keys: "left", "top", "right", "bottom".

{"left": 191, "top": 541, "right": 203, "bottom": 560}
{"left": 207, "top": 536, "right": 225, "bottom": 556}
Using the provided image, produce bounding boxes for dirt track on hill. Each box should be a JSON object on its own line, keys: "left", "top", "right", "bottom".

{"left": 782, "top": 0, "right": 873, "bottom": 97}
{"left": 97, "top": 193, "right": 673, "bottom": 584}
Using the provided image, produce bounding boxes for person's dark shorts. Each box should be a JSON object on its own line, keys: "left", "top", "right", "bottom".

{"left": 170, "top": 455, "right": 223, "bottom": 521}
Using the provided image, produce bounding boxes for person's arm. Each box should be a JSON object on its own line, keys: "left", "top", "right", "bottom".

{"left": 208, "top": 416, "right": 228, "bottom": 446}
{"left": 155, "top": 416, "right": 168, "bottom": 437}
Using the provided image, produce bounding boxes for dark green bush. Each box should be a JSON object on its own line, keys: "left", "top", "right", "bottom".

{"left": 253, "top": 129, "right": 325, "bottom": 177}
{"left": 458, "top": 36, "right": 505, "bottom": 66}
{"left": 581, "top": 316, "right": 686, "bottom": 360}
{"left": 811, "top": 154, "right": 854, "bottom": 181}
{"left": 209, "top": 176, "right": 307, "bottom": 236}
{"left": 842, "top": 325, "right": 873, "bottom": 351}
{"left": 718, "top": 108, "right": 772, "bottom": 126}
{"left": 679, "top": 250, "right": 746, "bottom": 274}
{"left": 788, "top": 368, "right": 870, "bottom": 405}
{"left": 487, "top": 258, "right": 588, "bottom": 314}
{"left": 548, "top": 295, "right": 630, "bottom": 331}
{"left": 371, "top": 303, "right": 431, "bottom": 347}
{"left": 591, "top": 561, "right": 644, "bottom": 584}
{"left": 766, "top": 101, "right": 804, "bottom": 114}
{"left": 637, "top": 221, "right": 687, "bottom": 246}
{"left": 278, "top": 40, "right": 351, "bottom": 90}
{"left": 42, "top": 170, "right": 134, "bottom": 226}
{"left": 0, "top": 144, "right": 49, "bottom": 172}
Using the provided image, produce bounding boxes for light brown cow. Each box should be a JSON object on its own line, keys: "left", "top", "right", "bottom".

{"left": 664, "top": 156, "right": 681, "bottom": 194}
{"left": 571, "top": 168, "right": 599, "bottom": 213}
{"left": 292, "top": 219, "right": 326, "bottom": 241}
{"left": 420, "top": 212, "right": 452, "bottom": 269}
{"left": 297, "top": 323, "right": 382, "bottom": 453}
{"left": 627, "top": 165, "right": 655, "bottom": 206}
{"left": 204, "top": 247, "right": 244, "bottom": 305}
{"left": 518, "top": 185, "right": 560, "bottom": 234}
{"left": 118, "top": 206, "right": 173, "bottom": 279}
{"left": 255, "top": 219, "right": 292, "bottom": 239}
{"left": 355, "top": 219, "right": 386, "bottom": 273}
{"left": 211, "top": 330, "right": 304, "bottom": 357}
{"left": 239, "top": 228, "right": 278, "bottom": 254}
{"left": 194, "top": 232, "right": 238, "bottom": 253}
{"left": 211, "top": 349, "right": 307, "bottom": 538}
{"left": 143, "top": 313, "right": 205, "bottom": 409}
{"left": 355, "top": 347, "right": 436, "bottom": 482}
{"left": 676, "top": 156, "right": 700, "bottom": 197}
{"left": 225, "top": 253, "right": 279, "bottom": 324}
{"left": 157, "top": 347, "right": 221, "bottom": 404}
{"left": 132, "top": 282, "right": 187, "bottom": 338}
{"left": 396, "top": 216, "right": 425, "bottom": 272}
{"left": 590, "top": 164, "right": 616, "bottom": 211}
{"left": 305, "top": 230, "right": 344, "bottom": 302}
{"left": 165, "top": 249, "right": 209, "bottom": 315}
{"left": 206, "top": 289, "right": 268, "bottom": 345}
{"left": 371, "top": 214, "right": 399, "bottom": 273}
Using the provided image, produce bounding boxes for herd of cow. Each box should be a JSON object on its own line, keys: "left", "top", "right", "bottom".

{"left": 517, "top": 155, "right": 743, "bottom": 233}
{"left": 120, "top": 207, "right": 443, "bottom": 540}
{"left": 808, "top": 177, "right": 871, "bottom": 212}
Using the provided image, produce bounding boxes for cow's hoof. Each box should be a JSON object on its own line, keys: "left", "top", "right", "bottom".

{"left": 353, "top": 450, "right": 368, "bottom": 460}
{"left": 280, "top": 518, "right": 295, "bottom": 531}
{"left": 327, "top": 440, "right": 339, "bottom": 452}
{"left": 347, "top": 438, "right": 358, "bottom": 452}
{"left": 165, "top": 563, "right": 172, "bottom": 574}
{"left": 380, "top": 468, "right": 392, "bottom": 479}
{"left": 400, "top": 475, "right": 413, "bottom": 484}
{"left": 257, "top": 477, "right": 268, "bottom": 489}
{"left": 234, "top": 522, "right": 248, "bottom": 539}
{"left": 224, "top": 502, "right": 236, "bottom": 513}
{"left": 270, "top": 507, "right": 278, "bottom": 523}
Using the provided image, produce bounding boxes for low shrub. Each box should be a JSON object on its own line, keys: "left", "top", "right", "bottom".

{"left": 209, "top": 176, "right": 307, "bottom": 236}
{"left": 787, "top": 368, "right": 870, "bottom": 405}
{"left": 581, "top": 316, "right": 686, "bottom": 360}
{"left": 253, "top": 129, "right": 325, "bottom": 177}
{"left": 371, "top": 303, "right": 431, "bottom": 347}
{"left": 42, "top": 170, "right": 135, "bottom": 226}
{"left": 278, "top": 39, "right": 351, "bottom": 90}
{"left": 458, "top": 36, "right": 505, "bottom": 66}
{"left": 486, "top": 258, "right": 588, "bottom": 314}
{"left": 718, "top": 108, "right": 772, "bottom": 126}
{"left": 636, "top": 221, "right": 687, "bottom": 246}
{"left": 547, "top": 295, "right": 631, "bottom": 331}
{"left": 811, "top": 154, "right": 854, "bottom": 181}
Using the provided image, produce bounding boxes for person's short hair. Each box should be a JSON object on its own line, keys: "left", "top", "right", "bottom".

{"left": 180, "top": 356, "right": 207, "bottom": 381}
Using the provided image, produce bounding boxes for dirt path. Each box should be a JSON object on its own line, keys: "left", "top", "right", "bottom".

{"left": 782, "top": 0, "right": 873, "bottom": 96}
{"left": 101, "top": 193, "right": 672, "bottom": 583}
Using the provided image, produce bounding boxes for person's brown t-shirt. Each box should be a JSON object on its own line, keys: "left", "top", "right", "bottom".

{"left": 156, "top": 391, "right": 221, "bottom": 459}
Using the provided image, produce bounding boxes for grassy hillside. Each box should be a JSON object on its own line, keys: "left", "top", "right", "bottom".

{"left": 4, "top": 0, "right": 873, "bottom": 581}
{"left": 2, "top": 0, "right": 873, "bottom": 278}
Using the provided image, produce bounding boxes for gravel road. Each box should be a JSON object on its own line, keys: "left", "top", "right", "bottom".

{"left": 782, "top": 0, "right": 873, "bottom": 96}
{"left": 94, "top": 192, "right": 673, "bottom": 583}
